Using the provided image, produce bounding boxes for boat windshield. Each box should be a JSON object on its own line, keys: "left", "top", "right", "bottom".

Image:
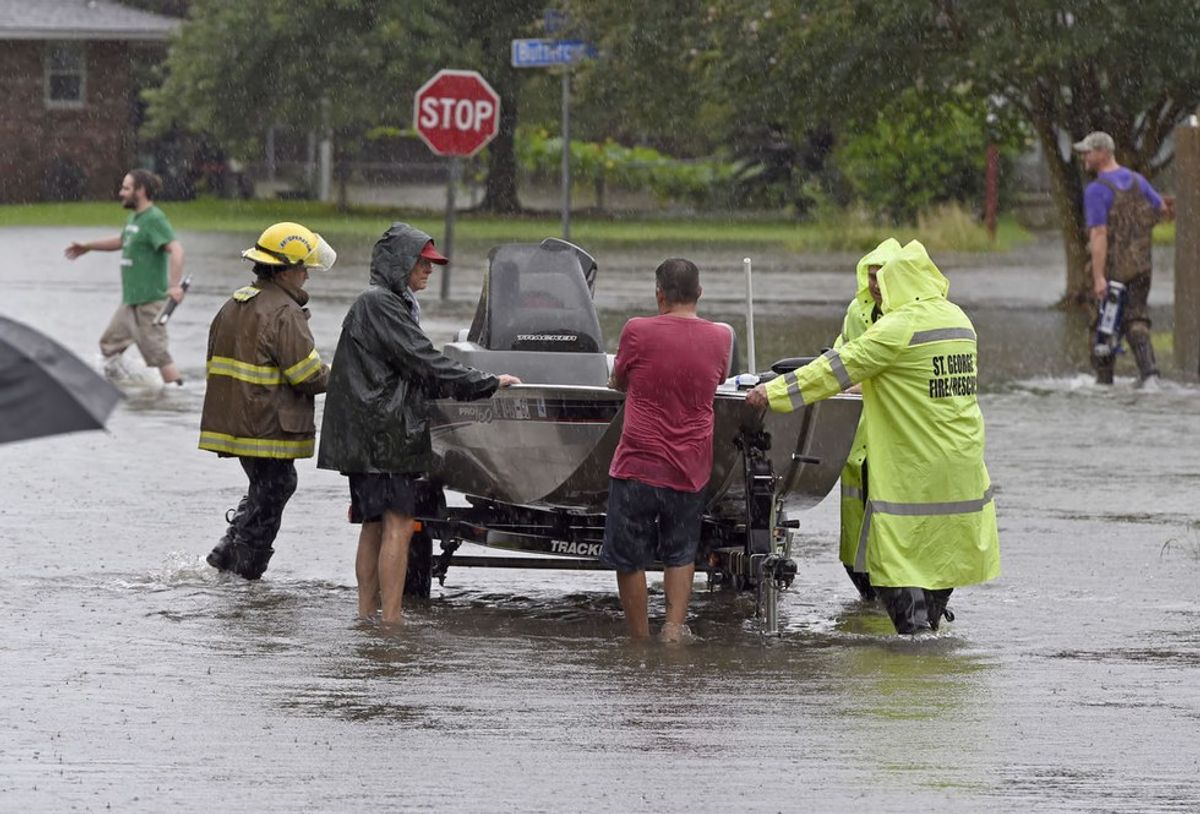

{"left": 468, "top": 240, "right": 603, "bottom": 353}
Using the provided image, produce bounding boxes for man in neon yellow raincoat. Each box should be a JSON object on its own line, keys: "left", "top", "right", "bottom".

{"left": 835, "top": 237, "right": 902, "bottom": 601}
{"left": 748, "top": 240, "right": 999, "bottom": 633}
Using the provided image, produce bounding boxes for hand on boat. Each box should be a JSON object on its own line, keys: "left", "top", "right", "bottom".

{"left": 497, "top": 374, "right": 522, "bottom": 388}
{"left": 745, "top": 384, "right": 769, "bottom": 408}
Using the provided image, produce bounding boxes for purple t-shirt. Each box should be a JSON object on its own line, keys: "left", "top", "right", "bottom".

{"left": 1084, "top": 167, "right": 1163, "bottom": 229}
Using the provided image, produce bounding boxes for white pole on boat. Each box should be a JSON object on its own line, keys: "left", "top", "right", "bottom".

{"left": 743, "top": 257, "right": 757, "bottom": 374}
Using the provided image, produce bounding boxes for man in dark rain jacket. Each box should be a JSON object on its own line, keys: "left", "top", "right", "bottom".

{"left": 201, "top": 221, "right": 336, "bottom": 580}
{"left": 318, "top": 223, "right": 520, "bottom": 624}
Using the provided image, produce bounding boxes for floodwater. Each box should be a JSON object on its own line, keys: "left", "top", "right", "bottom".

{"left": 2, "top": 226, "right": 1198, "bottom": 812}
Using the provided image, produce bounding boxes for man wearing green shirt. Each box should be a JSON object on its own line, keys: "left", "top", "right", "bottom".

{"left": 65, "top": 169, "right": 186, "bottom": 385}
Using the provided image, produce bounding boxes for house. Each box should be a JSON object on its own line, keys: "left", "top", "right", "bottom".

{"left": 0, "top": 0, "right": 178, "bottom": 203}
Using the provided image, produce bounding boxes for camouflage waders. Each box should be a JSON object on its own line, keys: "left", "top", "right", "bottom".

{"left": 1090, "top": 177, "right": 1160, "bottom": 384}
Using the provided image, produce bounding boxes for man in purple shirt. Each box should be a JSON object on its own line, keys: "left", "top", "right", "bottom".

{"left": 1075, "top": 131, "right": 1172, "bottom": 385}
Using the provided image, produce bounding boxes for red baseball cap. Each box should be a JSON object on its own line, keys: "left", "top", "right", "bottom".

{"left": 420, "top": 240, "right": 449, "bottom": 265}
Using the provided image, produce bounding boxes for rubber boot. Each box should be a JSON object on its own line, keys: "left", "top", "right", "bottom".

{"left": 1128, "top": 332, "right": 1159, "bottom": 386}
{"left": 206, "top": 540, "right": 233, "bottom": 572}
{"left": 925, "top": 588, "right": 955, "bottom": 631}
{"left": 225, "top": 541, "right": 274, "bottom": 581}
{"left": 876, "top": 587, "right": 932, "bottom": 634}
{"left": 1091, "top": 351, "right": 1115, "bottom": 385}
{"left": 206, "top": 499, "right": 250, "bottom": 572}
{"left": 844, "top": 564, "right": 876, "bottom": 601}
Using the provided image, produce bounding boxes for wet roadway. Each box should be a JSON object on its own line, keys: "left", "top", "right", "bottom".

{"left": 1, "top": 227, "right": 1197, "bottom": 812}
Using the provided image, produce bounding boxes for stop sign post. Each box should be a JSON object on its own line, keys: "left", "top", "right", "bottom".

{"left": 413, "top": 69, "right": 501, "bottom": 298}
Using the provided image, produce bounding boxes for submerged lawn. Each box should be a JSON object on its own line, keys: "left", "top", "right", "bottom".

{"left": 0, "top": 198, "right": 1033, "bottom": 254}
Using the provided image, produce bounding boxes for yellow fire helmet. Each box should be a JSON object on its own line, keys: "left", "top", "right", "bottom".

{"left": 242, "top": 222, "right": 337, "bottom": 270}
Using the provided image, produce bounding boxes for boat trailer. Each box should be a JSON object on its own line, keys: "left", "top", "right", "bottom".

{"left": 412, "top": 428, "right": 811, "bottom": 635}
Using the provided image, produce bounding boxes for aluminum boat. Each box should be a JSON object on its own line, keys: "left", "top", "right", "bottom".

{"left": 427, "top": 238, "right": 861, "bottom": 520}
{"left": 411, "top": 238, "right": 862, "bottom": 630}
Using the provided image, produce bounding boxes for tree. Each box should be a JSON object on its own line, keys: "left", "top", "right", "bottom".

{"left": 439, "top": 0, "right": 546, "bottom": 213}
{"left": 835, "top": 87, "right": 1028, "bottom": 222}
{"left": 149, "top": 1, "right": 449, "bottom": 151}
{"left": 144, "top": 0, "right": 541, "bottom": 212}
{"left": 702, "top": 0, "right": 1200, "bottom": 303}
{"left": 568, "top": 0, "right": 721, "bottom": 156}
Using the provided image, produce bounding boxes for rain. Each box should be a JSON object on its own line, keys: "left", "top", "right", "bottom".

{"left": 2, "top": 1, "right": 1200, "bottom": 811}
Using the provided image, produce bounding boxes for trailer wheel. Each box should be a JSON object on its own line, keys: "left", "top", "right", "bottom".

{"left": 404, "top": 529, "right": 433, "bottom": 598}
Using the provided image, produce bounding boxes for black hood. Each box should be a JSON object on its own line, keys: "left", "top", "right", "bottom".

{"left": 370, "top": 222, "right": 434, "bottom": 295}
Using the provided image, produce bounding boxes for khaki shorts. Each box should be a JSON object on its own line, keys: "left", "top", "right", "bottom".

{"left": 99, "top": 300, "right": 173, "bottom": 368}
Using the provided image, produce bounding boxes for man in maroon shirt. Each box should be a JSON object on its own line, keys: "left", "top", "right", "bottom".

{"left": 601, "top": 258, "right": 733, "bottom": 642}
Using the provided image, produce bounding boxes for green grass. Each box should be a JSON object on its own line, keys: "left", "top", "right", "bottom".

{"left": 792, "top": 203, "right": 1031, "bottom": 253}
{"left": 0, "top": 198, "right": 1031, "bottom": 253}
{"left": 1153, "top": 221, "right": 1175, "bottom": 245}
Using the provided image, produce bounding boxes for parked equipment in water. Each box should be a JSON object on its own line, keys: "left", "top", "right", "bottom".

{"left": 404, "top": 239, "right": 861, "bottom": 634}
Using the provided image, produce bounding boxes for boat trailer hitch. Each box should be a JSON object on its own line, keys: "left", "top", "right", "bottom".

{"left": 758, "top": 549, "right": 798, "bottom": 636}
{"left": 734, "top": 428, "right": 801, "bottom": 635}
{"left": 761, "top": 552, "right": 797, "bottom": 589}
{"left": 735, "top": 429, "right": 775, "bottom": 557}
{"left": 433, "top": 537, "right": 461, "bottom": 586}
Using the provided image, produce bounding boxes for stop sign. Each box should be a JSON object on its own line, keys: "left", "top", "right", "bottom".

{"left": 413, "top": 69, "right": 501, "bottom": 157}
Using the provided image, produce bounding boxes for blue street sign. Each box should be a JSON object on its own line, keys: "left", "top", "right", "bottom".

{"left": 511, "top": 38, "right": 597, "bottom": 68}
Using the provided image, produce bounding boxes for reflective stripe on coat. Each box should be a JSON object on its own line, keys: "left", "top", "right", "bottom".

{"left": 767, "top": 241, "right": 1000, "bottom": 589}
{"left": 199, "top": 278, "right": 329, "bottom": 459}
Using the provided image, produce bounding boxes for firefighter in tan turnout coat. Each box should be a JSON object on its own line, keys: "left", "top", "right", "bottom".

{"left": 200, "top": 222, "right": 336, "bottom": 579}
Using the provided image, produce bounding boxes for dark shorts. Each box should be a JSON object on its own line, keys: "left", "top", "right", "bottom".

{"left": 347, "top": 473, "right": 419, "bottom": 524}
{"left": 600, "top": 477, "right": 706, "bottom": 572}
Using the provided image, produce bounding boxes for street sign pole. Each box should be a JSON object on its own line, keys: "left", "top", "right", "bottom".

{"left": 441, "top": 157, "right": 461, "bottom": 300}
{"left": 511, "top": 38, "right": 595, "bottom": 241}
{"left": 561, "top": 68, "right": 571, "bottom": 241}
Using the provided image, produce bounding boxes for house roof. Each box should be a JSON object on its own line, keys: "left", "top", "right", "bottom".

{"left": 0, "top": 0, "right": 179, "bottom": 41}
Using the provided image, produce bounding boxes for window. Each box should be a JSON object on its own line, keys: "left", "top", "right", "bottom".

{"left": 45, "top": 42, "right": 86, "bottom": 108}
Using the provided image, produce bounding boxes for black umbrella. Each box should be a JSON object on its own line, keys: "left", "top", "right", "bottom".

{"left": 0, "top": 315, "right": 122, "bottom": 445}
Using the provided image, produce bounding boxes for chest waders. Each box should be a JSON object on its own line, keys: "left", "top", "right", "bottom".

{"left": 1091, "top": 178, "right": 1159, "bottom": 384}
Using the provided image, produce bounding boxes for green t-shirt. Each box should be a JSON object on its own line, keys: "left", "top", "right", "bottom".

{"left": 120, "top": 205, "right": 176, "bottom": 305}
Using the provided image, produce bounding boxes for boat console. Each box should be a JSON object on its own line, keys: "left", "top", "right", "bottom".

{"left": 443, "top": 239, "right": 609, "bottom": 386}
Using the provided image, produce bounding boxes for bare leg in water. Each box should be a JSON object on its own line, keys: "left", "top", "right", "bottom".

{"left": 356, "top": 510, "right": 415, "bottom": 623}
{"left": 660, "top": 564, "right": 694, "bottom": 642}
{"left": 616, "top": 570, "right": 651, "bottom": 638}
